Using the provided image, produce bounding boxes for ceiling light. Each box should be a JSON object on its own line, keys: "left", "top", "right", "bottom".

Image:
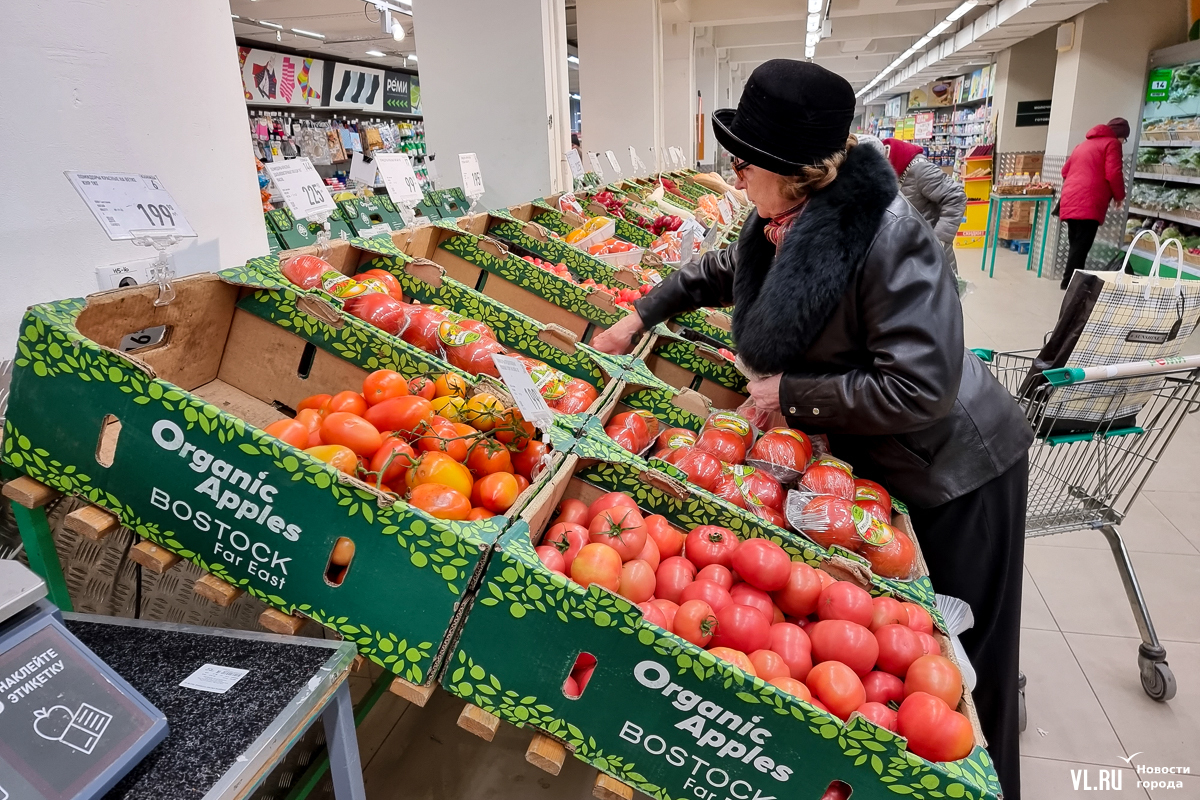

{"left": 567, "top": 54, "right": 579, "bottom": 64}
{"left": 808, "top": 0, "right": 822, "bottom": 11}
{"left": 257, "top": 20, "right": 282, "bottom": 29}
{"left": 291, "top": 27, "right": 326, "bottom": 40}
{"left": 807, "top": 13, "right": 821, "bottom": 32}
{"left": 805, "top": 31, "right": 821, "bottom": 47}
{"left": 366, "top": 50, "right": 387, "bottom": 57}
{"left": 804, "top": 45, "right": 815, "bottom": 58}
{"left": 570, "top": 93, "right": 581, "bottom": 99}
{"left": 929, "top": 20, "right": 951, "bottom": 36}
{"left": 914, "top": 36, "right": 932, "bottom": 48}
{"left": 231, "top": 13, "right": 240, "bottom": 19}
{"left": 945, "top": 1, "right": 977, "bottom": 22}
{"left": 392, "top": 23, "right": 406, "bottom": 41}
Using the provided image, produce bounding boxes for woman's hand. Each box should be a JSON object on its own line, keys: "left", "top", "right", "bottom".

{"left": 746, "top": 373, "right": 783, "bottom": 413}
{"left": 591, "top": 310, "right": 645, "bottom": 355}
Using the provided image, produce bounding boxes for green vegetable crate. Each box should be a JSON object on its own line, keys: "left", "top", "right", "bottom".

{"left": 644, "top": 326, "right": 747, "bottom": 410}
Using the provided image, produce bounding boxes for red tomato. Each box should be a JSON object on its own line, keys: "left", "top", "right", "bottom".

{"left": 416, "top": 417, "right": 469, "bottom": 462}
{"left": 368, "top": 438, "right": 416, "bottom": 486}
{"left": 730, "top": 538, "right": 791, "bottom": 591}
{"left": 365, "top": 396, "right": 434, "bottom": 437}
{"left": 511, "top": 440, "right": 549, "bottom": 480}
{"left": 618, "top": 559, "right": 656, "bottom": 603}
{"left": 748, "top": 428, "right": 813, "bottom": 474}
{"left": 711, "top": 603, "right": 771, "bottom": 653}
{"left": 768, "top": 622, "right": 813, "bottom": 681}
{"left": 808, "top": 698, "right": 832, "bottom": 715}
{"left": 467, "top": 439, "right": 513, "bottom": 476}
{"left": 726, "top": 468, "right": 786, "bottom": 512}
{"left": 649, "top": 599, "right": 679, "bottom": 630}
{"left": 471, "top": 472, "right": 519, "bottom": 513}
{"left": 669, "top": 447, "right": 723, "bottom": 491}
{"left": 514, "top": 475, "right": 530, "bottom": 494}
{"left": 771, "top": 562, "right": 824, "bottom": 618}
{"left": 544, "top": 522, "right": 589, "bottom": 570}
{"left": 863, "top": 670, "right": 905, "bottom": 706}
{"left": 554, "top": 498, "right": 590, "bottom": 526}
{"left": 707, "top": 647, "right": 757, "bottom": 676}
{"left": 570, "top": 543, "right": 622, "bottom": 592}
{"left": 408, "top": 375, "right": 436, "bottom": 400}
{"left": 758, "top": 506, "right": 788, "bottom": 528}
{"left": 694, "top": 428, "right": 746, "bottom": 464}
{"left": 607, "top": 427, "right": 642, "bottom": 454}
{"left": 466, "top": 507, "right": 495, "bottom": 521}
{"left": 897, "top": 692, "right": 974, "bottom": 762}
{"left": 263, "top": 419, "right": 309, "bottom": 449}
{"left": 305, "top": 444, "right": 357, "bottom": 474}
{"left": 702, "top": 411, "right": 756, "bottom": 449}
{"left": 799, "top": 496, "right": 860, "bottom": 551}
{"left": 729, "top": 583, "right": 774, "bottom": 621}
{"left": 320, "top": 412, "right": 383, "bottom": 456}
{"left": 917, "top": 632, "right": 942, "bottom": 657}
{"left": 806, "top": 661, "right": 866, "bottom": 721}
{"left": 295, "top": 408, "right": 324, "bottom": 447}
{"left": 445, "top": 336, "right": 507, "bottom": 378}
{"left": 399, "top": 305, "right": 447, "bottom": 353}
{"left": 634, "top": 534, "right": 660, "bottom": 572}
{"left": 548, "top": 379, "right": 599, "bottom": 414}
{"left": 768, "top": 676, "right": 813, "bottom": 703}
{"left": 817, "top": 570, "right": 836, "bottom": 590}
{"left": 345, "top": 293, "right": 408, "bottom": 335}
{"left": 696, "top": 564, "right": 733, "bottom": 590}
{"left": 605, "top": 411, "right": 650, "bottom": 452}
{"left": 816, "top": 581, "right": 874, "bottom": 627}
{"left": 875, "top": 624, "right": 924, "bottom": 678}
{"left": 358, "top": 268, "right": 404, "bottom": 299}
{"left": 870, "top": 596, "right": 908, "bottom": 632}
{"left": 493, "top": 408, "right": 534, "bottom": 451}
{"left": 654, "top": 557, "right": 697, "bottom": 604}
{"left": 904, "top": 655, "right": 962, "bottom": 708}
{"left": 408, "top": 483, "right": 472, "bottom": 520}
{"left": 644, "top": 515, "right": 685, "bottom": 559}
{"left": 638, "top": 601, "right": 668, "bottom": 629}
{"left": 856, "top": 701, "right": 898, "bottom": 732}
{"left": 678, "top": 579, "right": 732, "bottom": 612}
{"left": 656, "top": 427, "right": 697, "bottom": 451}
{"left": 362, "top": 369, "right": 409, "bottom": 406}
{"left": 808, "top": 619, "right": 879, "bottom": 677}
{"left": 902, "top": 602, "right": 935, "bottom": 634}
{"left": 854, "top": 478, "right": 891, "bottom": 512}
{"left": 588, "top": 506, "right": 647, "bottom": 561}
{"left": 535, "top": 545, "right": 566, "bottom": 574}
{"left": 281, "top": 254, "right": 334, "bottom": 289}
{"left": 673, "top": 599, "right": 717, "bottom": 647}
{"left": 322, "top": 390, "right": 369, "bottom": 418}
{"left": 296, "top": 394, "right": 331, "bottom": 413}
{"left": 748, "top": 650, "right": 790, "bottom": 681}
{"left": 860, "top": 527, "right": 917, "bottom": 579}
{"left": 684, "top": 525, "right": 739, "bottom": 568}
{"left": 801, "top": 464, "right": 855, "bottom": 500}
{"left": 587, "top": 492, "right": 639, "bottom": 523}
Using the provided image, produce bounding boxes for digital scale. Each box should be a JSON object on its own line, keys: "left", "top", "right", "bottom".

{"left": 0, "top": 562, "right": 167, "bottom": 800}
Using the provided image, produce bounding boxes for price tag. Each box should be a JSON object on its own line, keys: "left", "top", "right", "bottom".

{"left": 565, "top": 149, "right": 586, "bottom": 179}
{"left": 629, "top": 146, "right": 648, "bottom": 175}
{"left": 680, "top": 228, "right": 696, "bottom": 264}
{"left": 589, "top": 152, "right": 604, "bottom": 179}
{"left": 459, "top": 152, "right": 485, "bottom": 198}
{"left": 263, "top": 157, "right": 336, "bottom": 220}
{"left": 724, "top": 189, "right": 742, "bottom": 211}
{"left": 375, "top": 153, "right": 424, "bottom": 206}
{"left": 179, "top": 663, "right": 250, "bottom": 695}
{"left": 349, "top": 151, "right": 378, "bottom": 187}
{"left": 605, "top": 150, "right": 622, "bottom": 176}
{"left": 65, "top": 171, "right": 196, "bottom": 240}
{"left": 359, "top": 223, "right": 393, "bottom": 238}
{"left": 492, "top": 355, "right": 554, "bottom": 431}
{"left": 717, "top": 198, "right": 732, "bottom": 225}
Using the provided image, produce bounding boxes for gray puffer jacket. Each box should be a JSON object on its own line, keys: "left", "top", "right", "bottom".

{"left": 899, "top": 157, "right": 968, "bottom": 248}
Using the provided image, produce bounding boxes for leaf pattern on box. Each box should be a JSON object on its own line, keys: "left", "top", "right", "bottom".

{"left": 651, "top": 339, "right": 747, "bottom": 391}
{"left": 530, "top": 210, "right": 572, "bottom": 236}
{"left": 486, "top": 219, "right": 625, "bottom": 287}
{"left": 670, "top": 310, "right": 736, "bottom": 349}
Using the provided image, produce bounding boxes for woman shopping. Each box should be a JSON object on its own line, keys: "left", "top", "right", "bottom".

{"left": 593, "top": 60, "right": 1033, "bottom": 799}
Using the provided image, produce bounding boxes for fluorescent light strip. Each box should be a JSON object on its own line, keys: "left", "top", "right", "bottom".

{"left": 567, "top": 54, "right": 579, "bottom": 64}
{"left": 257, "top": 19, "right": 282, "bottom": 29}
{"left": 854, "top": 0, "right": 976, "bottom": 98}
{"left": 291, "top": 27, "right": 325, "bottom": 40}
{"left": 946, "top": 0, "right": 977, "bottom": 22}
{"left": 806, "top": 12, "right": 821, "bottom": 32}
{"left": 407, "top": 54, "right": 418, "bottom": 61}
{"left": 366, "top": 50, "right": 386, "bottom": 57}
{"left": 808, "top": 0, "right": 822, "bottom": 11}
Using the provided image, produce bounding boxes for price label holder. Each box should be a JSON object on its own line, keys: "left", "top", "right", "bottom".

{"left": 491, "top": 354, "right": 554, "bottom": 434}
{"left": 374, "top": 153, "right": 424, "bottom": 226}
{"left": 724, "top": 189, "right": 742, "bottom": 211}
{"left": 263, "top": 158, "right": 338, "bottom": 256}
{"left": 65, "top": 171, "right": 197, "bottom": 307}
{"left": 349, "top": 151, "right": 378, "bottom": 188}
{"left": 628, "top": 146, "right": 649, "bottom": 177}
{"left": 565, "top": 149, "right": 586, "bottom": 181}
{"left": 588, "top": 152, "right": 604, "bottom": 180}
{"left": 605, "top": 150, "right": 623, "bottom": 179}
{"left": 699, "top": 216, "right": 723, "bottom": 255}
{"left": 0, "top": 562, "right": 168, "bottom": 800}
{"left": 717, "top": 197, "right": 732, "bottom": 226}
{"left": 678, "top": 218, "right": 706, "bottom": 266}
{"left": 458, "top": 152, "right": 485, "bottom": 212}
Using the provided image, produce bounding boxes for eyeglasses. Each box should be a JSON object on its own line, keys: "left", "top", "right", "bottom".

{"left": 731, "top": 158, "right": 751, "bottom": 175}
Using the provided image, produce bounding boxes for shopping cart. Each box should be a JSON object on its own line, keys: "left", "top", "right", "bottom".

{"left": 976, "top": 349, "right": 1200, "bottom": 712}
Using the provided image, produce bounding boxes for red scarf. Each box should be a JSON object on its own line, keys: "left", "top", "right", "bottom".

{"left": 763, "top": 201, "right": 806, "bottom": 247}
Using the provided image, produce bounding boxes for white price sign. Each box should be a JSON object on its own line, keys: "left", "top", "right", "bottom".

{"left": 724, "top": 189, "right": 742, "bottom": 211}
{"left": 179, "top": 663, "right": 250, "bottom": 695}
{"left": 565, "top": 149, "right": 586, "bottom": 179}
{"left": 673, "top": 146, "right": 688, "bottom": 166}
{"left": 263, "top": 158, "right": 335, "bottom": 220}
{"left": 605, "top": 150, "right": 622, "bottom": 176}
{"left": 628, "top": 146, "right": 648, "bottom": 175}
{"left": 459, "top": 152, "right": 485, "bottom": 198}
{"left": 349, "top": 151, "right": 378, "bottom": 187}
{"left": 65, "top": 171, "right": 196, "bottom": 241}
{"left": 589, "top": 152, "right": 604, "bottom": 179}
{"left": 717, "top": 198, "right": 732, "bottom": 225}
{"left": 491, "top": 355, "right": 554, "bottom": 431}
{"left": 374, "top": 153, "right": 424, "bottom": 206}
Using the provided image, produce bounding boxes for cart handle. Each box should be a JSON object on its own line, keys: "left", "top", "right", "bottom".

{"left": 971, "top": 348, "right": 995, "bottom": 363}
{"left": 1044, "top": 354, "right": 1200, "bottom": 385}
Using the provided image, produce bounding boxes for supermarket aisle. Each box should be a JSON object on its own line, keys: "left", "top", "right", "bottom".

{"left": 963, "top": 249, "right": 1200, "bottom": 800}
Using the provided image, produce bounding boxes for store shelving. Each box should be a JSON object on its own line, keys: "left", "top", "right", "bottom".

{"left": 1139, "top": 138, "right": 1200, "bottom": 147}
{"left": 1128, "top": 205, "right": 1200, "bottom": 226}
{"left": 1134, "top": 170, "right": 1200, "bottom": 184}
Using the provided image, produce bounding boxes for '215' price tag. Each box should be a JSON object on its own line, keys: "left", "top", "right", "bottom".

{"left": 263, "top": 157, "right": 335, "bottom": 221}
{"left": 65, "top": 171, "right": 196, "bottom": 241}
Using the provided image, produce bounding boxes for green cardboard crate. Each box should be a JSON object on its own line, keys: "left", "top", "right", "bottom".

{"left": 644, "top": 326, "right": 747, "bottom": 411}
{"left": 443, "top": 429, "right": 997, "bottom": 800}
{"left": 265, "top": 206, "right": 356, "bottom": 250}
{"left": 337, "top": 195, "right": 404, "bottom": 235}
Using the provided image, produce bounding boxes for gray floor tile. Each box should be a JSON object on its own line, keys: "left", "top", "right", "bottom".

{"left": 1021, "top": 755, "right": 1150, "bottom": 799}
{"left": 1026, "top": 496, "right": 1199, "bottom": 555}
{"left": 1021, "top": 565, "right": 1060, "bottom": 631}
{"left": 1144, "top": 491, "right": 1200, "bottom": 553}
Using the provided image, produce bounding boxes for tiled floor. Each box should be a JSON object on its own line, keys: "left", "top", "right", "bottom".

{"left": 332, "top": 249, "right": 1200, "bottom": 800}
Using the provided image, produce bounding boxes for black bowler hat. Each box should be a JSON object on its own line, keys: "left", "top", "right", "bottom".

{"left": 714, "top": 59, "right": 856, "bottom": 175}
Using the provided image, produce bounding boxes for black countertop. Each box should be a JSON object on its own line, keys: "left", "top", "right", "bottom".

{"left": 65, "top": 619, "right": 336, "bottom": 800}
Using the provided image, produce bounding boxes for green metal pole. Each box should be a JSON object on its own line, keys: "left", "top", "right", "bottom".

{"left": 11, "top": 503, "right": 73, "bottom": 611}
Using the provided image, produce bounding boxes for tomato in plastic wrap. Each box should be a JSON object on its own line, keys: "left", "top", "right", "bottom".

{"left": 660, "top": 446, "right": 722, "bottom": 491}
{"left": 344, "top": 293, "right": 409, "bottom": 336}
{"left": 281, "top": 254, "right": 334, "bottom": 289}
{"left": 798, "top": 495, "right": 860, "bottom": 551}
{"left": 605, "top": 411, "right": 650, "bottom": 453}
{"left": 548, "top": 379, "right": 597, "bottom": 413}
{"left": 801, "top": 459, "right": 855, "bottom": 500}
{"left": 702, "top": 411, "right": 756, "bottom": 450}
{"left": 655, "top": 427, "right": 696, "bottom": 452}
{"left": 398, "top": 304, "right": 447, "bottom": 354}
{"left": 358, "top": 268, "right": 405, "bottom": 300}
{"left": 859, "top": 524, "right": 918, "bottom": 579}
{"left": 711, "top": 466, "right": 784, "bottom": 516}
{"left": 747, "top": 428, "right": 813, "bottom": 478}
{"left": 695, "top": 428, "right": 746, "bottom": 464}
{"left": 443, "top": 333, "right": 507, "bottom": 378}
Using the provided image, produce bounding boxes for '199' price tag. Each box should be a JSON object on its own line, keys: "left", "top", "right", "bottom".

{"left": 263, "top": 157, "right": 335, "bottom": 221}
{"left": 65, "top": 171, "right": 196, "bottom": 241}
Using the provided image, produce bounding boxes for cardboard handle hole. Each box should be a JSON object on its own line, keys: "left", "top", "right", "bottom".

{"left": 324, "top": 536, "right": 356, "bottom": 587}
{"left": 819, "top": 780, "right": 853, "bottom": 800}
{"left": 297, "top": 342, "right": 317, "bottom": 379}
{"left": 95, "top": 414, "right": 122, "bottom": 468}
{"left": 563, "top": 652, "right": 596, "bottom": 700}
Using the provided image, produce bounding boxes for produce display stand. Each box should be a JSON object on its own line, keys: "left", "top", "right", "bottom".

{"left": 643, "top": 324, "right": 747, "bottom": 409}
{"left": 979, "top": 194, "right": 1053, "bottom": 278}
{"left": 266, "top": 206, "right": 357, "bottom": 250}
{"left": 441, "top": 429, "right": 999, "bottom": 800}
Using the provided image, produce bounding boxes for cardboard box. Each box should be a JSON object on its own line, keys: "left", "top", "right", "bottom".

{"left": 1009, "top": 154, "right": 1044, "bottom": 175}
{"left": 998, "top": 221, "right": 1032, "bottom": 240}
{"left": 2, "top": 274, "right": 575, "bottom": 685}
{"left": 668, "top": 308, "right": 736, "bottom": 350}
{"left": 443, "top": 438, "right": 997, "bottom": 800}
{"left": 265, "top": 206, "right": 356, "bottom": 250}
{"left": 337, "top": 196, "right": 404, "bottom": 234}
{"left": 644, "top": 329, "right": 747, "bottom": 411}
{"left": 1001, "top": 203, "right": 1034, "bottom": 223}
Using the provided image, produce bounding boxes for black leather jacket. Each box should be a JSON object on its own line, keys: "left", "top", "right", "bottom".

{"left": 635, "top": 146, "right": 1032, "bottom": 507}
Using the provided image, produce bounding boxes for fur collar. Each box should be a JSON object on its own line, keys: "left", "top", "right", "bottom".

{"left": 732, "top": 144, "right": 899, "bottom": 376}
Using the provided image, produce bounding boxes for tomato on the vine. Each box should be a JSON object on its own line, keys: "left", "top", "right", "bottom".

{"left": 471, "top": 472, "right": 519, "bottom": 513}
{"left": 416, "top": 416, "right": 469, "bottom": 462}
{"left": 408, "top": 375, "right": 436, "bottom": 400}
{"left": 493, "top": 407, "right": 534, "bottom": 450}
{"left": 511, "top": 440, "right": 549, "bottom": 480}
{"left": 368, "top": 438, "right": 416, "bottom": 486}
{"left": 304, "top": 444, "right": 357, "bottom": 474}
{"left": 405, "top": 452, "right": 473, "bottom": 498}
{"left": 365, "top": 396, "right": 434, "bottom": 437}
{"left": 362, "top": 369, "right": 409, "bottom": 405}
{"left": 467, "top": 438, "right": 513, "bottom": 476}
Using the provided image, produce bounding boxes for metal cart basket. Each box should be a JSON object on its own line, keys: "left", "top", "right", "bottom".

{"left": 977, "top": 349, "right": 1200, "bottom": 706}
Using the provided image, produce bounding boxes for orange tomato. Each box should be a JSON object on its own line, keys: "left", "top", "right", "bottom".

{"left": 462, "top": 393, "right": 504, "bottom": 432}
{"left": 319, "top": 412, "right": 383, "bottom": 456}
{"left": 408, "top": 483, "right": 472, "bottom": 520}
{"left": 297, "top": 394, "right": 330, "bottom": 413}
{"left": 467, "top": 439, "right": 513, "bottom": 476}
{"left": 305, "top": 444, "right": 357, "bottom": 474}
{"left": 364, "top": 396, "right": 434, "bottom": 438}
{"left": 466, "top": 507, "right": 496, "bottom": 520}
{"left": 321, "top": 390, "right": 368, "bottom": 418}
{"left": 409, "top": 375, "right": 436, "bottom": 400}
{"left": 471, "top": 472, "right": 519, "bottom": 513}
{"left": 570, "top": 543, "right": 622, "bottom": 592}
{"left": 263, "top": 419, "right": 309, "bottom": 449}
{"left": 512, "top": 440, "right": 549, "bottom": 480}
{"left": 416, "top": 416, "right": 470, "bottom": 462}
{"left": 406, "top": 452, "right": 473, "bottom": 498}
{"left": 295, "top": 408, "right": 324, "bottom": 447}
{"left": 707, "top": 647, "right": 758, "bottom": 676}
{"left": 368, "top": 438, "right": 416, "bottom": 486}
{"left": 362, "top": 369, "right": 409, "bottom": 405}
{"left": 434, "top": 373, "right": 469, "bottom": 399}
{"left": 493, "top": 407, "right": 534, "bottom": 450}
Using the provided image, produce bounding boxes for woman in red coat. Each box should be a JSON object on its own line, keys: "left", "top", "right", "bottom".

{"left": 1057, "top": 118, "right": 1128, "bottom": 288}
